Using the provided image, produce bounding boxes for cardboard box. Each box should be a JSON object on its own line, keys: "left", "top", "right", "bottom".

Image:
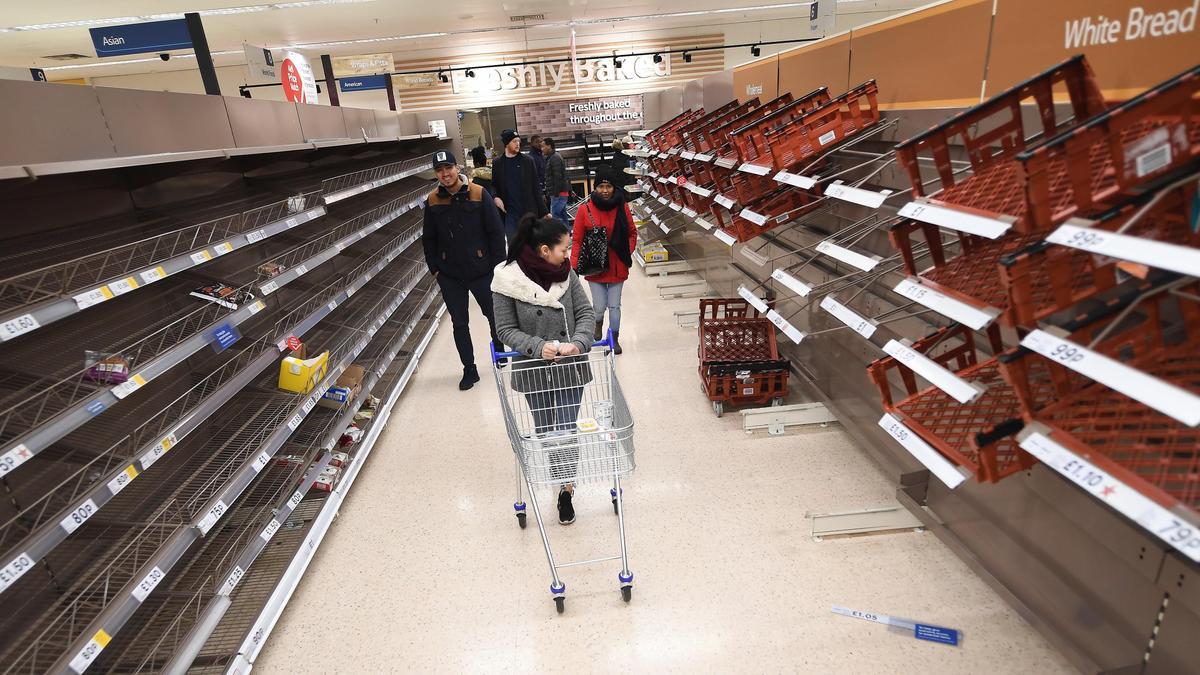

{"left": 641, "top": 243, "right": 669, "bottom": 263}
{"left": 318, "top": 364, "right": 365, "bottom": 409}
{"left": 278, "top": 351, "right": 329, "bottom": 394}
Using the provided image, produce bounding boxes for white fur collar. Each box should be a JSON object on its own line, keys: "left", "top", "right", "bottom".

{"left": 491, "top": 261, "right": 569, "bottom": 308}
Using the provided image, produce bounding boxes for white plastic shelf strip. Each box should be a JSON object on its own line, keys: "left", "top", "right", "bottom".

{"left": 898, "top": 200, "right": 1014, "bottom": 239}
{"left": 694, "top": 216, "right": 715, "bottom": 230}
{"left": 714, "top": 229, "right": 737, "bottom": 246}
{"left": 883, "top": 339, "right": 986, "bottom": 404}
{"left": 695, "top": 153, "right": 714, "bottom": 162}
{"left": 879, "top": 413, "right": 967, "bottom": 489}
{"left": 737, "top": 286, "right": 769, "bottom": 313}
{"left": 766, "top": 309, "right": 807, "bottom": 343}
{"left": 893, "top": 277, "right": 999, "bottom": 331}
{"left": 815, "top": 240, "right": 880, "bottom": 272}
{"left": 740, "top": 209, "right": 769, "bottom": 227}
{"left": 322, "top": 163, "right": 427, "bottom": 205}
{"left": 1021, "top": 329, "right": 1200, "bottom": 427}
{"left": 772, "top": 269, "right": 813, "bottom": 297}
{"left": 1018, "top": 424, "right": 1200, "bottom": 562}
{"left": 774, "top": 170, "right": 818, "bottom": 189}
{"left": 738, "top": 162, "right": 772, "bottom": 176}
{"left": 714, "top": 157, "right": 737, "bottom": 169}
{"left": 823, "top": 181, "right": 892, "bottom": 209}
{"left": 1047, "top": 220, "right": 1200, "bottom": 278}
{"left": 820, "top": 296, "right": 876, "bottom": 339}
{"left": 713, "top": 194, "right": 737, "bottom": 210}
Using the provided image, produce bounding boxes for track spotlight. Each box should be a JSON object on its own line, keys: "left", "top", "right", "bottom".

{"left": 682, "top": 51, "right": 692, "bottom": 63}
{"left": 240, "top": 88, "right": 252, "bottom": 99}
{"left": 438, "top": 70, "right": 448, "bottom": 83}
{"left": 465, "top": 69, "right": 475, "bottom": 78}
{"left": 652, "top": 53, "right": 662, "bottom": 63}
{"left": 613, "top": 56, "right": 622, "bottom": 68}
{"left": 751, "top": 44, "right": 761, "bottom": 57}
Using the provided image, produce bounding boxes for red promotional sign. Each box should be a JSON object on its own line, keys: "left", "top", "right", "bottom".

{"left": 286, "top": 335, "right": 302, "bottom": 352}
{"left": 282, "top": 58, "right": 303, "bottom": 102}
{"left": 676, "top": 176, "right": 687, "bottom": 186}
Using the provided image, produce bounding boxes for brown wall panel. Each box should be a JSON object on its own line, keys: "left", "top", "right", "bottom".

{"left": 732, "top": 55, "right": 779, "bottom": 103}
{"left": 223, "top": 97, "right": 305, "bottom": 148}
{"left": 95, "top": 87, "right": 236, "bottom": 157}
{"left": 0, "top": 81, "right": 115, "bottom": 166}
{"left": 989, "top": 0, "right": 1200, "bottom": 100}
{"left": 778, "top": 31, "right": 852, "bottom": 98}
{"left": 849, "top": 0, "right": 991, "bottom": 109}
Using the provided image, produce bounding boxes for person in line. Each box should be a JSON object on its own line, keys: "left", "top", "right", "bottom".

{"left": 468, "top": 145, "right": 493, "bottom": 195}
{"left": 542, "top": 138, "right": 572, "bottom": 231}
{"left": 491, "top": 129, "right": 547, "bottom": 239}
{"left": 570, "top": 167, "right": 637, "bottom": 355}
{"left": 422, "top": 149, "right": 506, "bottom": 391}
{"left": 527, "top": 134, "right": 548, "bottom": 205}
{"left": 492, "top": 215, "right": 595, "bottom": 525}
{"left": 607, "top": 137, "right": 633, "bottom": 192}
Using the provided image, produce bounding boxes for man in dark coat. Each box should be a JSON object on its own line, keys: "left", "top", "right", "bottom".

{"left": 543, "top": 137, "right": 572, "bottom": 230}
{"left": 527, "top": 134, "right": 548, "bottom": 202}
{"left": 491, "top": 129, "right": 547, "bottom": 239}
{"left": 422, "top": 149, "right": 507, "bottom": 390}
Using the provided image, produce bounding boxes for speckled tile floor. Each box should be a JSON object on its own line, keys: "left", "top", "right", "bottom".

{"left": 256, "top": 263, "right": 1076, "bottom": 673}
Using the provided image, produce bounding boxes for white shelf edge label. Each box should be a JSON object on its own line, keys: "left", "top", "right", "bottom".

{"left": 219, "top": 565, "right": 246, "bottom": 596}
{"left": 73, "top": 287, "right": 113, "bottom": 310}
{"left": 738, "top": 163, "right": 771, "bottom": 176}
{"left": 1019, "top": 427, "right": 1199, "bottom": 562}
{"left": 1047, "top": 221, "right": 1200, "bottom": 279}
{"left": 107, "top": 277, "right": 139, "bottom": 296}
{"left": 1021, "top": 329, "right": 1200, "bottom": 427}
{"left": 714, "top": 194, "right": 736, "bottom": 209}
{"left": 1, "top": 313, "right": 41, "bottom": 341}
{"left": 111, "top": 374, "right": 148, "bottom": 400}
{"left": 772, "top": 269, "right": 812, "bottom": 297}
{"left": 883, "top": 339, "right": 984, "bottom": 405}
{"left": 682, "top": 207, "right": 699, "bottom": 218}
{"left": 694, "top": 217, "right": 714, "bottom": 230}
{"left": 714, "top": 230, "right": 737, "bottom": 246}
{"left": 0, "top": 551, "right": 35, "bottom": 593}
{"left": 190, "top": 250, "right": 213, "bottom": 265}
{"left": 197, "top": 500, "right": 228, "bottom": 535}
{"left": 820, "top": 296, "right": 876, "bottom": 339}
{"left": 766, "top": 309, "right": 806, "bottom": 344}
{"left": 669, "top": 202, "right": 683, "bottom": 212}
{"left": 69, "top": 629, "right": 112, "bottom": 674}
{"left": 737, "top": 286, "right": 769, "bottom": 313}
{"left": 824, "top": 181, "right": 891, "bottom": 209}
{"left": 260, "top": 518, "right": 282, "bottom": 542}
{"left": 107, "top": 465, "right": 139, "bottom": 496}
{"left": 815, "top": 240, "right": 879, "bottom": 271}
{"left": 893, "top": 277, "right": 998, "bottom": 331}
{"left": 695, "top": 153, "right": 714, "bottom": 162}
{"left": 898, "top": 201, "right": 1013, "bottom": 239}
{"left": 59, "top": 498, "right": 99, "bottom": 535}
{"left": 740, "top": 209, "right": 768, "bottom": 226}
{"left": 260, "top": 280, "right": 279, "bottom": 296}
{"left": 774, "top": 170, "right": 818, "bottom": 189}
{"left": 879, "top": 413, "right": 967, "bottom": 489}
{"left": 131, "top": 566, "right": 165, "bottom": 603}
{"left": 139, "top": 266, "right": 167, "bottom": 284}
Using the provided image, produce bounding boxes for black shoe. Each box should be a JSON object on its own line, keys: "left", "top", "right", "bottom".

{"left": 612, "top": 331, "right": 623, "bottom": 356}
{"left": 557, "top": 488, "right": 576, "bottom": 525}
{"left": 459, "top": 365, "right": 480, "bottom": 391}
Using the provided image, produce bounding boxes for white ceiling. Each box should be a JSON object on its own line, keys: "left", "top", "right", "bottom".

{"left": 0, "top": 1, "right": 915, "bottom": 78}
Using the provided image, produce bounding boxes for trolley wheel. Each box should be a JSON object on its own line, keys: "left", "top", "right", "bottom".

{"left": 516, "top": 512, "right": 527, "bottom": 529}
{"left": 554, "top": 597, "right": 565, "bottom": 614}
{"left": 621, "top": 586, "right": 632, "bottom": 603}
{"left": 712, "top": 401, "right": 724, "bottom": 418}
{"left": 771, "top": 397, "right": 784, "bottom": 407}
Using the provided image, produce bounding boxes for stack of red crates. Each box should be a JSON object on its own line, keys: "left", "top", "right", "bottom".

{"left": 698, "top": 298, "right": 789, "bottom": 415}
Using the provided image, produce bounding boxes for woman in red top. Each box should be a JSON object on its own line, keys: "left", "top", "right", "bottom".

{"left": 570, "top": 168, "right": 638, "bottom": 354}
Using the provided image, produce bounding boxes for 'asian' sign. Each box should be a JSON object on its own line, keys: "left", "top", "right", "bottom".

{"left": 90, "top": 19, "right": 192, "bottom": 57}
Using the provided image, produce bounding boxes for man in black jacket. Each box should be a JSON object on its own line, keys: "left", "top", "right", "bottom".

{"left": 491, "top": 129, "right": 547, "bottom": 239}
{"left": 542, "top": 138, "right": 572, "bottom": 230}
{"left": 423, "top": 149, "right": 506, "bottom": 390}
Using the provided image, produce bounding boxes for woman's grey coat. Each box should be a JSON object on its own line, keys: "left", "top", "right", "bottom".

{"left": 491, "top": 261, "right": 596, "bottom": 393}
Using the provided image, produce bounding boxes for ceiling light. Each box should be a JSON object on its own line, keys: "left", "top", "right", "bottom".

{"left": 613, "top": 56, "right": 623, "bottom": 68}
{"left": 438, "top": 71, "right": 448, "bottom": 83}
{"left": 751, "top": 44, "right": 761, "bottom": 56}
{"left": 682, "top": 51, "right": 692, "bottom": 63}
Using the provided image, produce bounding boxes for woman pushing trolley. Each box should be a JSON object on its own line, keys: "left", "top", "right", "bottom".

{"left": 490, "top": 214, "right": 637, "bottom": 613}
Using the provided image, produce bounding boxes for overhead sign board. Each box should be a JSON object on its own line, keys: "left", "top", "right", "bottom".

{"left": 0, "top": 67, "right": 46, "bottom": 82}
{"left": 331, "top": 52, "right": 395, "bottom": 77}
{"left": 244, "top": 43, "right": 277, "bottom": 85}
{"left": 89, "top": 19, "right": 192, "bottom": 57}
{"left": 393, "top": 73, "right": 438, "bottom": 89}
{"left": 281, "top": 51, "right": 318, "bottom": 104}
{"left": 339, "top": 74, "right": 389, "bottom": 92}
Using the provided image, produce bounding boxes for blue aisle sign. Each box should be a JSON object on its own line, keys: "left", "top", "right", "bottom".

{"left": 211, "top": 322, "right": 240, "bottom": 352}
{"left": 338, "top": 74, "right": 389, "bottom": 92}
{"left": 90, "top": 19, "right": 192, "bottom": 57}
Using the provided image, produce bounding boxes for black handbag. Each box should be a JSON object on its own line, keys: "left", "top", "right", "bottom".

{"left": 573, "top": 203, "right": 609, "bottom": 277}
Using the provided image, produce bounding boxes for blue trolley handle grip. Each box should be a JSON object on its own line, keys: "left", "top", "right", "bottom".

{"left": 490, "top": 329, "right": 615, "bottom": 363}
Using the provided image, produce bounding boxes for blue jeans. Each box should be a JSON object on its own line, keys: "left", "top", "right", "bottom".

{"left": 550, "top": 195, "right": 572, "bottom": 230}
{"left": 589, "top": 281, "right": 624, "bottom": 332}
{"left": 503, "top": 210, "right": 521, "bottom": 241}
{"left": 525, "top": 387, "right": 584, "bottom": 483}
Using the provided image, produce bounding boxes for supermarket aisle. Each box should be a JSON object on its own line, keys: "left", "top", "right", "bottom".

{"left": 257, "top": 267, "right": 1074, "bottom": 673}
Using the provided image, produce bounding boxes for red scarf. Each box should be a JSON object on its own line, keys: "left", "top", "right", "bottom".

{"left": 517, "top": 246, "right": 570, "bottom": 291}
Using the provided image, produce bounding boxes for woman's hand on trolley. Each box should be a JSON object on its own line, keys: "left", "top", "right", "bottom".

{"left": 540, "top": 341, "right": 581, "bottom": 360}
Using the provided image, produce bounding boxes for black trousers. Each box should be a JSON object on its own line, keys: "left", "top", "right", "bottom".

{"left": 436, "top": 273, "right": 500, "bottom": 367}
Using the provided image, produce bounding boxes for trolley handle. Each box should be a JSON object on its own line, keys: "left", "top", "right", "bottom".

{"left": 491, "top": 329, "right": 615, "bottom": 363}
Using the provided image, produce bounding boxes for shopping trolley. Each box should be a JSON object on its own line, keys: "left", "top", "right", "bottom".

{"left": 490, "top": 331, "right": 636, "bottom": 613}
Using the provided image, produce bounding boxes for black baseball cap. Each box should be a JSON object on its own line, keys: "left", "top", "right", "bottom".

{"left": 431, "top": 149, "right": 457, "bottom": 168}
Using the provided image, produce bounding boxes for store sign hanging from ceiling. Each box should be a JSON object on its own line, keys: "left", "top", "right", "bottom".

{"left": 281, "top": 51, "right": 318, "bottom": 104}
{"left": 450, "top": 53, "right": 671, "bottom": 95}
{"left": 89, "top": 18, "right": 192, "bottom": 57}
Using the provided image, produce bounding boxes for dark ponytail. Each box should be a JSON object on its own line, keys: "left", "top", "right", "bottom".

{"left": 506, "top": 214, "right": 569, "bottom": 264}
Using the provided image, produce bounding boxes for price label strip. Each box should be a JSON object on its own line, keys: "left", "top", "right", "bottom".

{"left": 1046, "top": 220, "right": 1200, "bottom": 279}
{"left": 737, "top": 162, "right": 772, "bottom": 176}
{"left": 893, "top": 277, "right": 999, "bottom": 331}
{"left": 739, "top": 209, "right": 768, "bottom": 227}
{"left": 766, "top": 309, "right": 807, "bottom": 344}
{"left": 694, "top": 217, "right": 715, "bottom": 231}
{"left": 736, "top": 286, "right": 769, "bottom": 314}
{"left": 714, "top": 229, "right": 737, "bottom": 246}
{"left": 774, "top": 170, "right": 818, "bottom": 190}
{"left": 1, "top": 313, "right": 41, "bottom": 341}
{"left": 772, "top": 269, "right": 812, "bottom": 297}
{"left": 815, "top": 240, "right": 880, "bottom": 272}
{"left": 1019, "top": 424, "right": 1200, "bottom": 562}
{"left": 832, "top": 605, "right": 961, "bottom": 646}
{"left": 1021, "top": 329, "right": 1200, "bottom": 426}
{"left": 715, "top": 157, "right": 738, "bottom": 169}
{"left": 713, "top": 194, "right": 736, "bottom": 210}
{"left": 73, "top": 287, "right": 114, "bottom": 310}
{"left": 878, "top": 413, "right": 968, "bottom": 489}
{"left": 820, "top": 296, "right": 876, "bottom": 339}
{"left": 883, "top": 339, "right": 986, "bottom": 404}
{"left": 823, "top": 181, "right": 892, "bottom": 209}
{"left": 898, "top": 200, "right": 1014, "bottom": 239}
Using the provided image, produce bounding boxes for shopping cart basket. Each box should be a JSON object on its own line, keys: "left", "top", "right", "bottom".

{"left": 490, "top": 331, "right": 636, "bottom": 613}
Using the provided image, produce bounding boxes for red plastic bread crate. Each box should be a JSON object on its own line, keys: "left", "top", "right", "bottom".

{"left": 893, "top": 55, "right": 1107, "bottom": 230}
{"left": 647, "top": 108, "right": 700, "bottom": 151}
{"left": 698, "top": 298, "right": 790, "bottom": 413}
{"left": 676, "top": 99, "right": 743, "bottom": 153}
{"left": 998, "top": 277, "right": 1200, "bottom": 516}
{"left": 1017, "top": 64, "right": 1200, "bottom": 232}
{"left": 693, "top": 99, "right": 761, "bottom": 153}
{"left": 765, "top": 80, "right": 881, "bottom": 172}
{"left": 867, "top": 325, "right": 1043, "bottom": 482}
{"left": 710, "top": 93, "right": 797, "bottom": 167}
{"left": 729, "top": 87, "right": 833, "bottom": 169}
{"left": 719, "top": 187, "right": 820, "bottom": 242}
{"left": 660, "top": 110, "right": 706, "bottom": 152}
